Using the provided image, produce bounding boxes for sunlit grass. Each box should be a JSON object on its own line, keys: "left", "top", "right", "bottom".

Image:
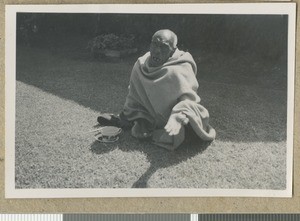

{"left": 15, "top": 45, "right": 287, "bottom": 189}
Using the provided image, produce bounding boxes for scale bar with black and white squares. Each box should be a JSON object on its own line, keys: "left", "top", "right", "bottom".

{"left": 1, "top": 214, "right": 300, "bottom": 220}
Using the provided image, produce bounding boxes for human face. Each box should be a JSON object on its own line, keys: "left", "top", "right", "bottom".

{"left": 149, "top": 35, "right": 174, "bottom": 67}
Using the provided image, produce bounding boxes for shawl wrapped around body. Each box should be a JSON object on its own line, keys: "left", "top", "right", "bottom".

{"left": 123, "top": 49, "right": 216, "bottom": 150}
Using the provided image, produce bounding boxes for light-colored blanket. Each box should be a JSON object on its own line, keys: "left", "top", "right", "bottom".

{"left": 123, "top": 49, "right": 216, "bottom": 150}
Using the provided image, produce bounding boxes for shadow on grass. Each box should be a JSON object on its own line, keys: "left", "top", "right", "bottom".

{"left": 16, "top": 45, "right": 287, "bottom": 143}
{"left": 90, "top": 130, "right": 211, "bottom": 188}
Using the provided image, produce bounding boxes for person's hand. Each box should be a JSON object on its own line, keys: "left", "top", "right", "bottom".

{"left": 164, "top": 112, "right": 189, "bottom": 136}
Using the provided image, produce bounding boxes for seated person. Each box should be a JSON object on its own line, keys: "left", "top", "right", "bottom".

{"left": 98, "top": 29, "right": 216, "bottom": 150}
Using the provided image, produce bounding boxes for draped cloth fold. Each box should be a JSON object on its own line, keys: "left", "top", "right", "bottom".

{"left": 123, "top": 49, "right": 216, "bottom": 150}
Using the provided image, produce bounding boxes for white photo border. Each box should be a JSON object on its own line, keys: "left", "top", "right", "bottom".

{"left": 5, "top": 3, "right": 296, "bottom": 198}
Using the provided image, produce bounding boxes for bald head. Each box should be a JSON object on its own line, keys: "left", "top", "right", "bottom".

{"left": 152, "top": 29, "right": 178, "bottom": 50}
{"left": 149, "top": 29, "right": 178, "bottom": 67}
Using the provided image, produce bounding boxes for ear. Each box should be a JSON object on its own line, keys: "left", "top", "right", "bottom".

{"left": 169, "top": 47, "right": 176, "bottom": 57}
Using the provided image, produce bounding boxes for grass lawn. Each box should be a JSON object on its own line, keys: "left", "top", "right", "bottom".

{"left": 15, "top": 39, "right": 287, "bottom": 189}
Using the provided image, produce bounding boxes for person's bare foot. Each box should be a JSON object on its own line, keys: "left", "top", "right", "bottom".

{"left": 164, "top": 112, "right": 189, "bottom": 136}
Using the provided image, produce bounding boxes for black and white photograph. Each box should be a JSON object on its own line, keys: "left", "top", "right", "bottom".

{"left": 5, "top": 3, "right": 295, "bottom": 198}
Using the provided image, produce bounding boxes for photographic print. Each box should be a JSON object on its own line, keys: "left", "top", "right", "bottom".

{"left": 5, "top": 3, "right": 295, "bottom": 198}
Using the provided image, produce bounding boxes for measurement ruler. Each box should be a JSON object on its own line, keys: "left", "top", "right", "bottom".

{"left": 1, "top": 214, "right": 300, "bottom": 220}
